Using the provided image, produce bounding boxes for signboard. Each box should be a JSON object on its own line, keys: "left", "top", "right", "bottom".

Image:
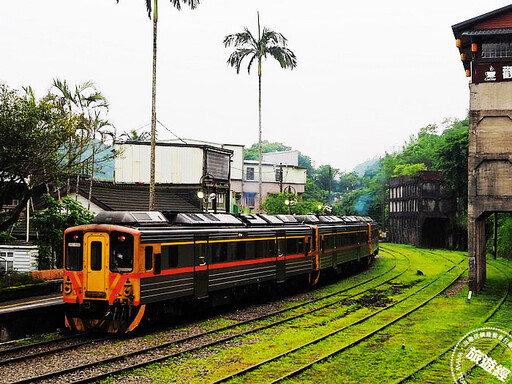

{"left": 474, "top": 62, "right": 512, "bottom": 83}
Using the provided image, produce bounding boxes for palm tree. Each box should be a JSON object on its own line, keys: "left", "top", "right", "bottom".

{"left": 120, "top": 129, "right": 152, "bottom": 142}
{"left": 224, "top": 12, "right": 297, "bottom": 212}
{"left": 117, "top": 0, "right": 200, "bottom": 210}
{"left": 52, "top": 79, "right": 111, "bottom": 209}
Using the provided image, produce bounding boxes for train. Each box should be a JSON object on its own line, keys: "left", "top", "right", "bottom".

{"left": 62, "top": 211, "right": 379, "bottom": 333}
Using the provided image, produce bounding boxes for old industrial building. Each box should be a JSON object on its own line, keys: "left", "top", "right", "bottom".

{"left": 453, "top": 4, "right": 512, "bottom": 292}
{"left": 388, "top": 171, "right": 456, "bottom": 248}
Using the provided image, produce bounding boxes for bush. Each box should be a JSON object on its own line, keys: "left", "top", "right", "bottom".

{"left": 0, "top": 270, "right": 41, "bottom": 289}
{"left": 36, "top": 245, "right": 53, "bottom": 270}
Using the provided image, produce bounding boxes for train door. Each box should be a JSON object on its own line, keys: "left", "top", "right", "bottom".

{"left": 194, "top": 235, "right": 209, "bottom": 298}
{"left": 276, "top": 231, "right": 286, "bottom": 283}
{"left": 83, "top": 232, "right": 109, "bottom": 298}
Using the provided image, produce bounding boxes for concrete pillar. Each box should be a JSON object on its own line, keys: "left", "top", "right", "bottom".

{"left": 467, "top": 216, "right": 486, "bottom": 292}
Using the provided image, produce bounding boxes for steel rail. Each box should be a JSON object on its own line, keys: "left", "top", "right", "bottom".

{"left": 212, "top": 257, "right": 464, "bottom": 383}
{"left": 394, "top": 258, "right": 511, "bottom": 383}
{"left": 12, "top": 252, "right": 406, "bottom": 384}
{"left": 269, "top": 264, "right": 467, "bottom": 383}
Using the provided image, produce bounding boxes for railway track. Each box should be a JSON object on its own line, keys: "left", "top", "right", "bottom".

{"left": 3, "top": 251, "right": 406, "bottom": 383}
{"left": 212, "top": 256, "right": 466, "bottom": 383}
{"left": 395, "top": 257, "right": 512, "bottom": 383}
{"left": 0, "top": 334, "right": 110, "bottom": 367}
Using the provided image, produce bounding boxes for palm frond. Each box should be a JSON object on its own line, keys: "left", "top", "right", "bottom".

{"left": 261, "top": 28, "right": 288, "bottom": 47}
{"left": 52, "top": 78, "right": 73, "bottom": 101}
{"left": 173, "top": 0, "right": 200, "bottom": 10}
{"left": 226, "top": 49, "right": 256, "bottom": 74}
{"left": 116, "top": 0, "right": 199, "bottom": 19}
{"left": 223, "top": 29, "right": 256, "bottom": 49}
{"left": 247, "top": 54, "right": 258, "bottom": 75}
{"left": 267, "top": 46, "right": 297, "bottom": 70}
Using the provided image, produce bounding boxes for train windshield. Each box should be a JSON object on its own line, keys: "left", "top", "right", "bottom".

{"left": 110, "top": 231, "right": 134, "bottom": 273}
{"left": 65, "top": 231, "right": 83, "bottom": 271}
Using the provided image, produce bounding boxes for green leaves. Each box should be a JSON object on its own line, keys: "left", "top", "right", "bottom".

{"left": 33, "top": 195, "right": 95, "bottom": 268}
{"left": 224, "top": 14, "right": 297, "bottom": 75}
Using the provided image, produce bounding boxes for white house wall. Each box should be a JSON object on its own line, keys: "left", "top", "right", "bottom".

{"left": 223, "top": 144, "right": 243, "bottom": 180}
{"left": 0, "top": 245, "right": 38, "bottom": 272}
{"left": 115, "top": 144, "right": 203, "bottom": 184}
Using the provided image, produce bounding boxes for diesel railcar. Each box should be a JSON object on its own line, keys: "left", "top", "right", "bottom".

{"left": 63, "top": 212, "right": 379, "bottom": 333}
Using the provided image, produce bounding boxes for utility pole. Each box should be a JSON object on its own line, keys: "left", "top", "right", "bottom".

{"left": 328, "top": 166, "right": 332, "bottom": 205}
{"left": 279, "top": 163, "right": 283, "bottom": 193}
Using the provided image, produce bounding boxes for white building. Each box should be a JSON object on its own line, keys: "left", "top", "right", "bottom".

{"left": 0, "top": 244, "right": 38, "bottom": 273}
{"left": 114, "top": 140, "right": 241, "bottom": 212}
{"left": 242, "top": 158, "right": 307, "bottom": 211}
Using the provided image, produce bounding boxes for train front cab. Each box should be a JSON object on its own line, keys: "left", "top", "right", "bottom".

{"left": 63, "top": 225, "right": 145, "bottom": 333}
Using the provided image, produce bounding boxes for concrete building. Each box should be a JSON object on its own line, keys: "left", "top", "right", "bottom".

{"left": 388, "top": 171, "right": 456, "bottom": 248}
{"left": 114, "top": 141, "right": 236, "bottom": 212}
{"left": 453, "top": 4, "right": 512, "bottom": 292}
{"left": 242, "top": 159, "right": 307, "bottom": 211}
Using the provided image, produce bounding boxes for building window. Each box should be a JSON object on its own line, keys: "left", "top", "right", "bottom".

{"left": 275, "top": 168, "right": 283, "bottom": 182}
{"left": 245, "top": 192, "right": 256, "bottom": 207}
{"left": 482, "top": 42, "right": 512, "bottom": 59}
{"left": 0, "top": 252, "right": 13, "bottom": 273}
{"left": 216, "top": 192, "right": 226, "bottom": 210}
{"left": 246, "top": 167, "right": 255, "bottom": 181}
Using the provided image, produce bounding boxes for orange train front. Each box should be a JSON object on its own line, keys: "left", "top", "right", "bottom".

{"left": 63, "top": 211, "right": 379, "bottom": 333}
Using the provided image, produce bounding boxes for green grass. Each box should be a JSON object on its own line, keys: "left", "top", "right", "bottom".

{"left": 102, "top": 244, "right": 512, "bottom": 383}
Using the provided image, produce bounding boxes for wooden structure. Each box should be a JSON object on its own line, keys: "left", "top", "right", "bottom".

{"left": 453, "top": 5, "right": 512, "bottom": 292}
{"left": 388, "top": 171, "right": 456, "bottom": 248}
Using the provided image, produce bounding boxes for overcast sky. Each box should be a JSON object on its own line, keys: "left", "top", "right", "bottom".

{"left": 1, "top": 1, "right": 510, "bottom": 172}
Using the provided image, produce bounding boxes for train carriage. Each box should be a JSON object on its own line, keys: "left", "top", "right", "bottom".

{"left": 63, "top": 211, "right": 378, "bottom": 333}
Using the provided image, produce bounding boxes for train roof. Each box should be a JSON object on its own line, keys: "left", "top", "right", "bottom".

{"left": 92, "top": 211, "right": 377, "bottom": 228}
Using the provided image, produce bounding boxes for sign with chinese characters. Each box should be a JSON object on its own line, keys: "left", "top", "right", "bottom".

{"left": 474, "top": 63, "right": 512, "bottom": 83}
{"left": 451, "top": 325, "right": 512, "bottom": 383}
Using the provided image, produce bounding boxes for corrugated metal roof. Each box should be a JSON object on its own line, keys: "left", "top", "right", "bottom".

{"left": 77, "top": 181, "right": 201, "bottom": 212}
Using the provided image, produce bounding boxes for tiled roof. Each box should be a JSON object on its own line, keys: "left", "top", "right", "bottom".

{"left": 77, "top": 181, "right": 201, "bottom": 213}
{"left": 462, "top": 28, "right": 512, "bottom": 36}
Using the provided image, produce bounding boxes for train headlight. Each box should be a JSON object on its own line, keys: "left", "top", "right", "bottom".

{"left": 64, "top": 283, "right": 72, "bottom": 295}
{"left": 122, "top": 284, "right": 133, "bottom": 298}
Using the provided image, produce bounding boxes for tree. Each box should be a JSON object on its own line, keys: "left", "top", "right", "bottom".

{"left": 244, "top": 141, "right": 292, "bottom": 160}
{"left": 0, "top": 84, "right": 86, "bottom": 232}
{"left": 33, "top": 195, "right": 94, "bottom": 269}
{"left": 263, "top": 192, "right": 322, "bottom": 215}
{"left": 117, "top": 0, "right": 200, "bottom": 211}
{"left": 224, "top": 12, "right": 297, "bottom": 212}
{"left": 120, "top": 129, "right": 151, "bottom": 142}
{"left": 52, "top": 79, "right": 113, "bottom": 210}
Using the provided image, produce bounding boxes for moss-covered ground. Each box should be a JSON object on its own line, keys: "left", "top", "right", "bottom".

{"left": 109, "top": 244, "right": 512, "bottom": 383}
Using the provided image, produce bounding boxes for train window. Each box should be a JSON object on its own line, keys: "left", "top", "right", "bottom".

{"left": 325, "top": 235, "right": 334, "bottom": 252}
{"left": 65, "top": 232, "right": 83, "bottom": 271}
{"left": 235, "top": 242, "right": 246, "bottom": 260}
{"left": 297, "top": 238, "right": 305, "bottom": 255}
{"left": 246, "top": 241, "right": 255, "bottom": 259}
{"left": 255, "top": 239, "right": 268, "bottom": 258}
{"left": 305, "top": 237, "right": 311, "bottom": 254}
{"left": 268, "top": 240, "right": 276, "bottom": 257}
{"left": 211, "top": 242, "right": 227, "bottom": 263}
{"left": 336, "top": 234, "right": 342, "bottom": 248}
{"left": 286, "top": 238, "right": 298, "bottom": 255}
{"left": 110, "top": 232, "right": 134, "bottom": 273}
{"left": 277, "top": 238, "right": 287, "bottom": 256}
{"left": 145, "top": 246, "right": 153, "bottom": 271}
{"left": 90, "top": 241, "right": 102, "bottom": 271}
{"left": 161, "top": 246, "right": 179, "bottom": 269}
{"left": 181, "top": 244, "right": 194, "bottom": 267}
